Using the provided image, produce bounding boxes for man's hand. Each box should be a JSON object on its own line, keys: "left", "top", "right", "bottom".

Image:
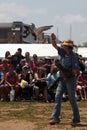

{"left": 51, "top": 33, "right": 56, "bottom": 40}
{"left": 51, "top": 33, "right": 58, "bottom": 49}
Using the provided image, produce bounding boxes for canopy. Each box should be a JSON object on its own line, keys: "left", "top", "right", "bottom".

{"left": 0, "top": 44, "right": 87, "bottom": 58}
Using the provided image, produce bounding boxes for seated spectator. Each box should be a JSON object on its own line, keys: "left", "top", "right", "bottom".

{"left": 5, "top": 51, "right": 11, "bottom": 59}
{"left": 16, "top": 58, "right": 26, "bottom": 74}
{"left": 0, "top": 69, "right": 7, "bottom": 101}
{"left": 18, "top": 65, "right": 34, "bottom": 100}
{"left": 46, "top": 66, "right": 59, "bottom": 102}
{"left": 76, "top": 71, "right": 87, "bottom": 100}
{"left": 51, "top": 59, "right": 60, "bottom": 70}
{"left": 82, "top": 71, "right": 87, "bottom": 100}
{"left": 5, "top": 64, "right": 19, "bottom": 101}
{"left": 0, "top": 58, "right": 10, "bottom": 74}
{"left": 24, "top": 52, "right": 33, "bottom": 73}
{"left": 32, "top": 54, "right": 39, "bottom": 75}
{"left": 43, "top": 56, "right": 52, "bottom": 75}
{"left": 76, "top": 72, "right": 84, "bottom": 100}
{"left": 0, "top": 59, "right": 11, "bottom": 100}
{"left": 34, "top": 66, "right": 48, "bottom": 102}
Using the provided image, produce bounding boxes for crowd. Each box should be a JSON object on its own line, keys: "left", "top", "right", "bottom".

{"left": 0, "top": 47, "right": 87, "bottom": 102}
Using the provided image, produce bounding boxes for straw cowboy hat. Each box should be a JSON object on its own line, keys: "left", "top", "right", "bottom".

{"left": 62, "top": 39, "right": 77, "bottom": 47}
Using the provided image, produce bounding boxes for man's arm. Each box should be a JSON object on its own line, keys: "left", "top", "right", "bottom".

{"left": 51, "top": 33, "right": 59, "bottom": 50}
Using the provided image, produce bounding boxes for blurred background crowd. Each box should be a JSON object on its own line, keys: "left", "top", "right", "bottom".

{"left": 0, "top": 48, "right": 87, "bottom": 102}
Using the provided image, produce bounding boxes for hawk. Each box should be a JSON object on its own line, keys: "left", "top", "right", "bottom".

{"left": 22, "top": 24, "right": 53, "bottom": 40}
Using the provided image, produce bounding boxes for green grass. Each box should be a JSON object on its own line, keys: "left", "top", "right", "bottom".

{"left": 0, "top": 100, "right": 87, "bottom": 130}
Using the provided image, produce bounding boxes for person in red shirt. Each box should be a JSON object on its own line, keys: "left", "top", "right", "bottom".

{"left": 0, "top": 58, "right": 10, "bottom": 74}
{"left": 5, "top": 64, "right": 19, "bottom": 100}
{"left": 32, "top": 54, "right": 39, "bottom": 75}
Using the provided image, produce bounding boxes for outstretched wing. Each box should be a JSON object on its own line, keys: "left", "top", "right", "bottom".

{"left": 22, "top": 24, "right": 53, "bottom": 40}
{"left": 34, "top": 25, "right": 53, "bottom": 36}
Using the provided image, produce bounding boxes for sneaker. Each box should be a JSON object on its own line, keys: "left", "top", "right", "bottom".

{"left": 49, "top": 119, "right": 60, "bottom": 125}
{"left": 71, "top": 119, "right": 80, "bottom": 125}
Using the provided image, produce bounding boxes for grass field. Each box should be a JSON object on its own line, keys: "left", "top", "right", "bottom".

{"left": 0, "top": 100, "right": 87, "bottom": 130}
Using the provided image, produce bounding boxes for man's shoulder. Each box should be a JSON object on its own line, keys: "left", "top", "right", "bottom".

{"left": 58, "top": 47, "right": 66, "bottom": 56}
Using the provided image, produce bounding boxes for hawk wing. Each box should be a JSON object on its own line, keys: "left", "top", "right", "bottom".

{"left": 34, "top": 25, "right": 53, "bottom": 36}
{"left": 22, "top": 24, "right": 53, "bottom": 40}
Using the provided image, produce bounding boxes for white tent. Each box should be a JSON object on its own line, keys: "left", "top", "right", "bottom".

{"left": 0, "top": 44, "right": 58, "bottom": 58}
{"left": 77, "top": 47, "right": 87, "bottom": 57}
{"left": 0, "top": 44, "right": 87, "bottom": 58}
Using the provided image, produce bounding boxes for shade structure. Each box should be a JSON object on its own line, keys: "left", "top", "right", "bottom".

{"left": 0, "top": 44, "right": 87, "bottom": 58}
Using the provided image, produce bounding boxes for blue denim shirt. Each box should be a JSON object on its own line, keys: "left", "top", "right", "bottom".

{"left": 57, "top": 47, "right": 79, "bottom": 78}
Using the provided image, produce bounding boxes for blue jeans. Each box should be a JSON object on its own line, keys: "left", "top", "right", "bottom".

{"left": 51, "top": 77, "right": 80, "bottom": 121}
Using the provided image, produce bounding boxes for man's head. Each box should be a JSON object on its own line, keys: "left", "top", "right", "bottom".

{"left": 17, "top": 48, "right": 22, "bottom": 55}
{"left": 62, "top": 39, "right": 77, "bottom": 48}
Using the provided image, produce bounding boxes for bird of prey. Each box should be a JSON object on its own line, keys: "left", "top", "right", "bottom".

{"left": 22, "top": 24, "right": 53, "bottom": 40}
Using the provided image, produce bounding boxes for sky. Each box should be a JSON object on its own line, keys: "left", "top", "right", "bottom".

{"left": 0, "top": 0, "right": 87, "bottom": 45}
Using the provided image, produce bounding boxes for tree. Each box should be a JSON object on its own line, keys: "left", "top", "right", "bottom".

{"left": 82, "top": 41, "right": 87, "bottom": 47}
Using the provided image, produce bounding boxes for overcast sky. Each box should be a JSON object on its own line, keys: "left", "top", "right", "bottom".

{"left": 0, "top": 0, "right": 87, "bottom": 45}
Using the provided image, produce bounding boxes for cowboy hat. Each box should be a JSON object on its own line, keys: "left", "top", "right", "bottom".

{"left": 62, "top": 39, "right": 77, "bottom": 47}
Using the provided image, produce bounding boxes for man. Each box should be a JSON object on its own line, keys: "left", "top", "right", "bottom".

{"left": 17, "top": 48, "right": 25, "bottom": 64}
{"left": 49, "top": 33, "right": 80, "bottom": 125}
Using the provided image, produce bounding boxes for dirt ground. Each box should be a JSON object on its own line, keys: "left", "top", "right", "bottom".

{"left": 0, "top": 120, "right": 36, "bottom": 130}
{"left": 0, "top": 102, "right": 87, "bottom": 130}
{"left": 0, "top": 118, "right": 87, "bottom": 130}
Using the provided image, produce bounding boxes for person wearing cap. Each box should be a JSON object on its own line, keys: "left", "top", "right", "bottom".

{"left": 18, "top": 65, "right": 34, "bottom": 100}
{"left": 49, "top": 33, "right": 80, "bottom": 125}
